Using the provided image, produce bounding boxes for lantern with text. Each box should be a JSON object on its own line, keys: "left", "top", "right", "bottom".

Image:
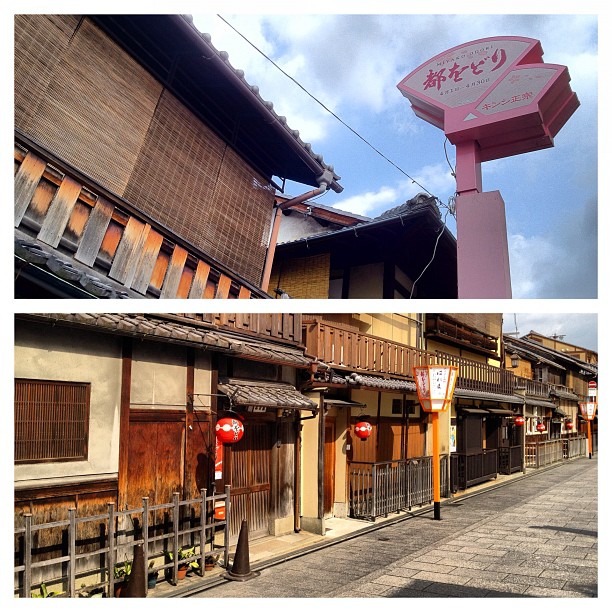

{"left": 413, "top": 365, "right": 458, "bottom": 520}
{"left": 565, "top": 420, "right": 574, "bottom": 430}
{"left": 536, "top": 422, "right": 546, "bottom": 433}
{"left": 513, "top": 415, "right": 525, "bottom": 426}
{"left": 216, "top": 417, "right": 244, "bottom": 445}
{"left": 579, "top": 402, "right": 597, "bottom": 459}
{"left": 354, "top": 421, "right": 372, "bottom": 441}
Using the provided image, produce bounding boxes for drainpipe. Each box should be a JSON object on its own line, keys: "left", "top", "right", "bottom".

{"left": 261, "top": 170, "right": 335, "bottom": 293}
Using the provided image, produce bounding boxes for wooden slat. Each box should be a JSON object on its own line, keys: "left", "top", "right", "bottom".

{"left": 214, "top": 274, "right": 231, "bottom": 299}
{"left": 74, "top": 196, "right": 115, "bottom": 266}
{"left": 36, "top": 176, "right": 82, "bottom": 247}
{"left": 188, "top": 261, "right": 211, "bottom": 298}
{"left": 237, "top": 286, "right": 251, "bottom": 300}
{"left": 14, "top": 152, "right": 47, "bottom": 226}
{"left": 130, "top": 229, "right": 164, "bottom": 295}
{"left": 109, "top": 217, "right": 146, "bottom": 284}
{"left": 160, "top": 245, "right": 188, "bottom": 298}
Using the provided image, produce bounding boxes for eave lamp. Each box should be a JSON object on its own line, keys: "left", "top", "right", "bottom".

{"left": 354, "top": 421, "right": 372, "bottom": 441}
{"left": 216, "top": 413, "right": 245, "bottom": 445}
{"left": 513, "top": 415, "right": 525, "bottom": 426}
{"left": 413, "top": 364, "right": 458, "bottom": 520}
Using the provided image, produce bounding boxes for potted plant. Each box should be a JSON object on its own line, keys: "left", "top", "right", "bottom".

{"left": 32, "top": 583, "right": 60, "bottom": 598}
{"left": 113, "top": 559, "right": 132, "bottom": 597}
{"left": 204, "top": 552, "right": 220, "bottom": 571}
{"left": 166, "top": 546, "right": 200, "bottom": 580}
{"left": 147, "top": 560, "right": 158, "bottom": 589}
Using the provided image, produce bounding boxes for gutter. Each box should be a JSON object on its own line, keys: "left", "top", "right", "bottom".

{"left": 261, "top": 170, "right": 336, "bottom": 293}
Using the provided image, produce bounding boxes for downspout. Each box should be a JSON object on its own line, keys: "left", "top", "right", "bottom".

{"left": 261, "top": 170, "right": 335, "bottom": 293}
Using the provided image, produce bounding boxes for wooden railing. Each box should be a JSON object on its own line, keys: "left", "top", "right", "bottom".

{"left": 14, "top": 487, "right": 230, "bottom": 598}
{"left": 303, "top": 319, "right": 430, "bottom": 378}
{"left": 525, "top": 437, "right": 587, "bottom": 468}
{"left": 303, "top": 319, "right": 515, "bottom": 394}
{"left": 14, "top": 135, "right": 266, "bottom": 299}
{"left": 174, "top": 313, "right": 303, "bottom": 344}
{"left": 513, "top": 376, "right": 578, "bottom": 400}
{"left": 498, "top": 445, "right": 523, "bottom": 475}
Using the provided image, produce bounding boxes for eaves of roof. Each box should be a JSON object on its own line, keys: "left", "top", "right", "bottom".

{"left": 90, "top": 14, "right": 342, "bottom": 193}
{"left": 277, "top": 199, "right": 456, "bottom": 249}
{"left": 17, "top": 313, "right": 313, "bottom": 368}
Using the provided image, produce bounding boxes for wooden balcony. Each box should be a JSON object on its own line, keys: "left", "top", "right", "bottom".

{"left": 177, "top": 313, "right": 303, "bottom": 344}
{"left": 303, "top": 319, "right": 517, "bottom": 394}
{"left": 513, "top": 376, "right": 578, "bottom": 399}
{"left": 14, "top": 135, "right": 267, "bottom": 299}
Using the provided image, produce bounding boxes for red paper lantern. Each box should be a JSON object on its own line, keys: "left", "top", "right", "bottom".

{"left": 354, "top": 421, "right": 372, "bottom": 440}
{"left": 513, "top": 415, "right": 525, "bottom": 426}
{"left": 565, "top": 420, "right": 574, "bottom": 430}
{"left": 216, "top": 417, "right": 244, "bottom": 444}
{"left": 536, "top": 422, "right": 546, "bottom": 432}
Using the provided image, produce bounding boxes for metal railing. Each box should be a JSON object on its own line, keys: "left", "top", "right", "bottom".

{"left": 498, "top": 445, "right": 523, "bottom": 474}
{"left": 451, "top": 449, "right": 499, "bottom": 491}
{"left": 348, "top": 455, "right": 449, "bottom": 520}
{"left": 14, "top": 487, "right": 230, "bottom": 598}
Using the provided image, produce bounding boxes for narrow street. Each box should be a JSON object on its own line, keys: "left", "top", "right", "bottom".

{"left": 194, "top": 457, "right": 597, "bottom": 598}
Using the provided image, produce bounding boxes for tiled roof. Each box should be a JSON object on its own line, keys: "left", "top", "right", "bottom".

{"left": 346, "top": 373, "right": 416, "bottom": 392}
{"left": 18, "top": 313, "right": 313, "bottom": 368}
{"left": 452, "top": 388, "right": 524, "bottom": 404}
{"left": 217, "top": 379, "right": 317, "bottom": 410}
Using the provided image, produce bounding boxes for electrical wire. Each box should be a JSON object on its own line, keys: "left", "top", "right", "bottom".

{"left": 409, "top": 208, "right": 450, "bottom": 299}
{"left": 216, "top": 14, "right": 443, "bottom": 200}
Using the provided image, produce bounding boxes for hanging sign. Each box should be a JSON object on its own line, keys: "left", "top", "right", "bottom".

{"left": 397, "top": 36, "right": 579, "bottom": 161}
{"left": 215, "top": 436, "right": 223, "bottom": 480}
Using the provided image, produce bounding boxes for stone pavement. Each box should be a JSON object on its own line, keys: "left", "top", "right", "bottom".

{"left": 194, "top": 456, "right": 598, "bottom": 598}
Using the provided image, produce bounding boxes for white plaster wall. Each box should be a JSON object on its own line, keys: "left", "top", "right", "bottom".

{"left": 14, "top": 321, "right": 122, "bottom": 485}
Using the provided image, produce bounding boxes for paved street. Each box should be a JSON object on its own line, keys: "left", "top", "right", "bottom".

{"left": 195, "top": 457, "right": 597, "bottom": 598}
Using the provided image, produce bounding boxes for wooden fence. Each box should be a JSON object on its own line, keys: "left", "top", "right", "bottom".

{"left": 14, "top": 486, "right": 230, "bottom": 598}
{"left": 525, "top": 436, "right": 587, "bottom": 468}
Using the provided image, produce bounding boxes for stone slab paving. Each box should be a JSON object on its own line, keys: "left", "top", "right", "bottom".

{"left": 195, "top": 457, "right": 597, "bottom": 598}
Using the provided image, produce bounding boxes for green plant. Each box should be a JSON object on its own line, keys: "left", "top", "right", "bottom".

{"left": 113, "top": 558, "right": 132, "bottom": 580}
{"left": 32, "top": 583, "right": 59, "bottom": 598}
{"left": 166, "top": 546, "right": 200, "bottom": 569}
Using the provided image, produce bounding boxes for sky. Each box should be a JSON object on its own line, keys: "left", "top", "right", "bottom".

{"left": 190, "top": 5, "right": 600, "bottom": 300}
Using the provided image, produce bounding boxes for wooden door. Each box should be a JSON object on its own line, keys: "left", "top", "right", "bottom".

{"left": 228, "top": 419, "right": 273, "bottom": 541}
{"left": 126, "top": 414, "right": 184, "bottom": 508}
{"left": 324, "top": 418, "right": 335, "bottom": 516}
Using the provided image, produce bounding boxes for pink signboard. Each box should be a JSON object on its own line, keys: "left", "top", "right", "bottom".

{"left": 397, "top": 37, "right": 579, "bottom": 162}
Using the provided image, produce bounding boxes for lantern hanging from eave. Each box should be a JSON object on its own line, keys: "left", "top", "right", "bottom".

{"left": 536, "top": 422, "right": 546, "bottom": 432}
{"left": 354, "top": 421, "right": 372, "bottom": 441}
{"left": 216, "top": 417, "right": 245, "bottom": 445}
{"left": 565, "top": 420, "right": 574, "bottom": 430}
{"left": 513, "top": 415, "right": 525, "bottom": 426}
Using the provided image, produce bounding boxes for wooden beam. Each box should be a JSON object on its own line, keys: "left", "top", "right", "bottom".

{"left": 117, "top": 338, "right": 132, "bottom": 510}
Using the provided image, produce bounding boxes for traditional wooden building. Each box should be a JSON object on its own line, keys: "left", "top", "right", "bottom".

{"left": 425, "top": 314, "right": 524, "bottom": 490}
{"left": 269, "top": 194, "right": 458, "bottom": 299}
{"left": 504, "top": 332, "right": 597, "bottom": 447}
{"left": 14, "top": 15, "right": 342, "bottom": 298}
{"left": 14, "top": 312, "right": 317, "bottom": 592}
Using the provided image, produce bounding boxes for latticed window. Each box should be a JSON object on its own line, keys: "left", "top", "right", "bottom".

{"left": 14, "top": 379, "right": 90, "bottom": 463}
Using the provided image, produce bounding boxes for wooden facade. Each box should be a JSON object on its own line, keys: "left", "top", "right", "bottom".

{"left": 14, "top": 15, "right": 341, "bottom": 299}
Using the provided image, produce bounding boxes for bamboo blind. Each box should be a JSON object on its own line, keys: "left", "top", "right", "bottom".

{"left": 15, "top": 379, "right": 90, "bottom": 463}
{"left": 15, "top": 15, "right": 275, "bottom": 286}
{"left": 15, "top": 16, "right": 162, "bottom": 196}
{"left": 124, "top": 90, "right": 274, "bottom": 285}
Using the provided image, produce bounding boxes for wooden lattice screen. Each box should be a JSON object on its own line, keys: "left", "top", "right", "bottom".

{"left": 14, "top": 379, "right": 90, "bottom": 463}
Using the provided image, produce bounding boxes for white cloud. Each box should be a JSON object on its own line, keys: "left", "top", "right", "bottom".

{"left": 332, "top": 185, "right": 399, "bottom": 216}
{"left": 502, "top": 313, "right": 598, "bottom": 352}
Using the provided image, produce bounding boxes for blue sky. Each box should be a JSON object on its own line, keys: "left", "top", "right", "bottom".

{"left": 191, "top": 7, "right": 599, "bottom": 299}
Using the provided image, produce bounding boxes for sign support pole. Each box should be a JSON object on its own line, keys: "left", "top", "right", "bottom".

{"left": 432, "top": 412, "right": 441, "bottom": 520}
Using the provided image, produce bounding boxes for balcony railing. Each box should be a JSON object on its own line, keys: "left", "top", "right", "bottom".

{"left": 14, "top": 135, "right": 266, "bottom": 299}
{"left": 303, "top": 319, "right": 516, "bottom": 395}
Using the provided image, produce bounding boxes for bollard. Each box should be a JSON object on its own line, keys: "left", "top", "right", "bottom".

{"left": 125, "top": 543, "right": 146, "bottom": 597}
{"left": 222, "top": 520, "right": 260, "bottom": 582}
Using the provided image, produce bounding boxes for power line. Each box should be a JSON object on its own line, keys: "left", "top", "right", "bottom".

{"left": 216, "top": 14, "right": 446, "bottom": 202}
